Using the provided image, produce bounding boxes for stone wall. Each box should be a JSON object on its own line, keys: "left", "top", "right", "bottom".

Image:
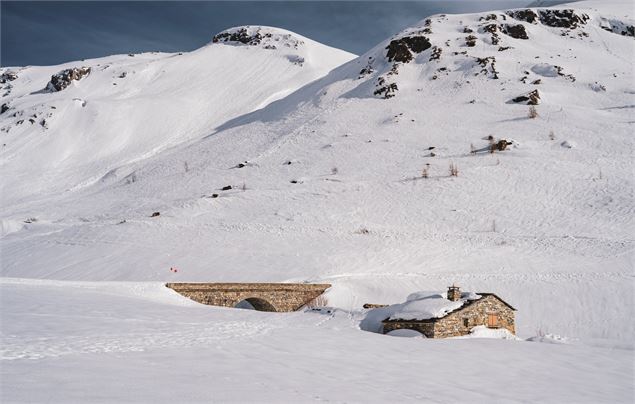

{"left": 166, "top": 283, "right": 331, "bottom": 312}
{"left": 433, "top": 295, "right": 515, "bottom": 338}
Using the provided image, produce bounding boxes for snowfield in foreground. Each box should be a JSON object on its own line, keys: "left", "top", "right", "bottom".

{"left": 1, "top": 278, "right": 632, "bottom": 403}
{"left": 1, "top": 0, "right": 634, "bottom": 402}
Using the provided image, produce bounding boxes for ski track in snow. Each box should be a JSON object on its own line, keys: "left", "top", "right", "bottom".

{"left": 1, "top": 321, "right": 274, "bottom": 360}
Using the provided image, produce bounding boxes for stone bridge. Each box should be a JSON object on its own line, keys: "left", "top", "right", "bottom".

{"left": 166, "top": 283, "right": 331, "bottom": 312}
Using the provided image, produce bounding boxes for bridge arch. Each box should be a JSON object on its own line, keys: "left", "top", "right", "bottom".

{"left": 234, "top": 297, "right": 277, "bottom": 312}
{"left": 166, "top": 283, "right": 331, "bottom": 312}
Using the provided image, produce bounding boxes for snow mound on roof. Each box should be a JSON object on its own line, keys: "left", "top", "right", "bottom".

{"left": 360, "top": 290, "right": 481, "bottom": 333}
{"left": 389, "top": 290, "right": 481, "bottom": 321}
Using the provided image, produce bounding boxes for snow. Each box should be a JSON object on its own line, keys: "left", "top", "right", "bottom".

{"left": 1, "top": 0, "right": 634, "bottom": 402}
{"left": 1, "top": 279, "right": 632, "bottom": 403}
{"left": 461, "top": 325, "right": 521, "bottom": 340}
{"left": 387, "top": 290, "right": 480, "bottom": 321}
{"left": 386, "top": 328, "right": 426, "bottom": 338}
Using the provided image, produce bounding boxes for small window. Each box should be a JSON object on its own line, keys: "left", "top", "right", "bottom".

{"left": 463, "top": 318, "right": 469, "bottom": 327}
{"left": 487, "top": 314, "right": 499, "bottom": 328}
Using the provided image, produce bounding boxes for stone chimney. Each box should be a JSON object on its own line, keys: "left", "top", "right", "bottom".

{"left": 447, "top": 285, "right": 461, "bottom": 301}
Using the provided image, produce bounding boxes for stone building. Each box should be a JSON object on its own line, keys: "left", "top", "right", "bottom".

{"left": 382, "top": 286, "right": 516, "bottom": 338}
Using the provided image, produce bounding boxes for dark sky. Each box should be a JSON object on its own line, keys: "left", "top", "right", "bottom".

{"left": 2, "top": 1, "right": 569, "bottom": 67}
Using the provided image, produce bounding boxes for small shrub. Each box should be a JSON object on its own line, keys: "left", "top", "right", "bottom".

{"left": 306, "top": 295, "right": 328, "bottom": 308}
{"left": 528, "top": 105, "right": 538, "bottom": 119}
{"left": 449, "top": 162, "right": 459, "bottom": 177}
{"left": 331, "top": 167, "right": 339, "bottom": 175}
{"left": 421, "top": 165, "right": 429, "bottom": 178}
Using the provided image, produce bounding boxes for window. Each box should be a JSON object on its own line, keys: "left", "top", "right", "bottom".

{"left": 487, "top": 314, "right": 499, "bottom": 328}
{"left": 463, "top": 318, "right": 469, "bottom": 327}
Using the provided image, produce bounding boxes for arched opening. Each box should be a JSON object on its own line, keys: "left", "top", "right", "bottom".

{"left": 234, "top": 297, "right": 277, "bottom": 312}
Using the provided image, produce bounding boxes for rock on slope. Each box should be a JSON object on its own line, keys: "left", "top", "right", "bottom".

{"left": 0, "top": 26, "right": 355, "bottom": 202}
{"left": 0, "top": 1, "right": 633, "bottom": 342}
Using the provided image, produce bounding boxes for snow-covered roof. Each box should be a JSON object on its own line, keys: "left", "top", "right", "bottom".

{"left": 379, "top": 290, "right": 480, "bottom": 321}
{"left": 380, "top": 290, "right": 515, "bottom": 322}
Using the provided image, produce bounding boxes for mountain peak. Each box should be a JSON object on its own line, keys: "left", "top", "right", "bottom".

{"left": 211, "top": 26, "right": 305, "bottom": 50}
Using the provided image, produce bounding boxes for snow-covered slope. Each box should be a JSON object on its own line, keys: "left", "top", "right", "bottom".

{"left": 0, "top": 26, "right": 355, "bottom": 203}
{"left": 0, "top": 2, "right": 633, "bottom": 401}
{"left": 0, "top": 0, "right": 635, "bottom": 403}
{"left": 1, "top": 0, "right": 633, "bottom": 340}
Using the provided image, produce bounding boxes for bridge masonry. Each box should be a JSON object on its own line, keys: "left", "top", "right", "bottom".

{"left": 166, "top": 283, "right": 331, "bottom": 312}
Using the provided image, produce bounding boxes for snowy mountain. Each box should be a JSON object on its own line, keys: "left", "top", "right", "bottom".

{"left": 1, "top": 1, "right": 633, "bottom": 402}
{"left": 0, "top": 26, "right": 355, "bottom": 203}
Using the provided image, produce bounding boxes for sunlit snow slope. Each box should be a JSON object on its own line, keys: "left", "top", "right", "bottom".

{"left": 1, "top": 1, "right": 633, "bottom": 343}
{"left": 0, "top": 26, "right": 355, "bottom": 202}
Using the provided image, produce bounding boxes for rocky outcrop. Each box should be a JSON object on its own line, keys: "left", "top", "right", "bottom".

{"left": 212, "top": 26, "right": 304, "bottom": 50}
{"left": 213, "top": 27, "right": 272, "bottom": 46}
{"left": 600, "top": 18, "right": 635, "bottom": 37}
{"left": 538, "top": 9, "right": 589, "bottom": 29}
{"left": 47, "top": 67, "right": 91, "bottom": 92}
{"left": 511, "top": 89, "right": 541, "bottom": 105}
{"left": 501, "top": 24, "right": 529, "bottom": 39}
{"left": 507, "top": 8, "right": 589, "bottom": 29}
{"left": 385, "top": 35, "right": 432, "bottom": 63}
{"left": 0, "top": 71, "right": 18, "bottom": 84}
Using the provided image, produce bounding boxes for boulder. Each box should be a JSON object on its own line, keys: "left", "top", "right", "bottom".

{"left": 47, "top": 67, "right": 91, "bottom": 92}
{"left": 511, "top": 89, "right": 540, "bottom": 105}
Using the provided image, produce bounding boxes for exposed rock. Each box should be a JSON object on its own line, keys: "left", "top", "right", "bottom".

{"left": 538, "top": 9, "right": 589, "bottom": 29}
{"left": 600, "top": 19, "right": 635, "bottom": 37}
{"left": 482, "top": 24, "right": 501, "bottom": 45}
{"left": 0, "top": 103, "right": 8, "bottom": 114}
{"left": 492, "top": 139, "right": 512, "bottom": 151}
{"left": 429, "top": 46, "right": 442, "bottom": 61}
{"left": 0, "top": 71, "right": 18, "bottom": 84}
{"left": 501, "top": 24, "right": 529, "bottom": 39}
{"left": 374, "top": 78, "right": 398, "bottom": 99}
{"left": 150, "top": 212, "right": 160, "bottom": 217}
{"left": 363, "top": 303, "right": 388, "bottom": 309}
{"left": 221, "top": 185, "right": 233, "bottom": 191}
{"left": 465, "top": 35, "right": 478, "bottom": 47}
{"left": 385, "top": 35, "right": 432, "bottom": 63}
{"left": 47, "top": 67, "right": 91, "bottom": 92}
{"left": 212, "top": 27, "right": 304, "bottom": 50}
{"left": 475, "top": 56, "right": 499, "bottom": 79}
{"left": 214, "top": 27, "right": 270, "bottom": 45}
{"left": 480, "top": 13, "right": 499, "bottom": 22}
{"left": 358, "top": 57, "right": 375, "bottom": 78}
{"left": 506, "top": 9, "right": 539, "bottom": 24}
{"left": 511, "top": 89, "right": 541, "bottom": 105}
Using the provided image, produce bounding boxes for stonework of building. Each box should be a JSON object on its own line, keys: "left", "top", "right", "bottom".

{"left": 382, "top": 286, "right": 516, "bottom": 338}
{"left": 166, "top": 282, "right": 331, "bottom": 312}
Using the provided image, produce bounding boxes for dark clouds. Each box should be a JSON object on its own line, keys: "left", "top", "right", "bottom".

{"left": 3, "top": 1, "right": 558, "bottom": 67}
